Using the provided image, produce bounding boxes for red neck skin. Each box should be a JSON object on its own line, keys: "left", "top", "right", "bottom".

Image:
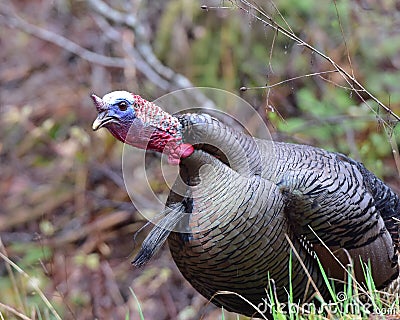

{"left": 146, "top": 130, "right": 194, "bottom": 165}
{"left": 105, "top": 117, "right": 194, "bottom": 165}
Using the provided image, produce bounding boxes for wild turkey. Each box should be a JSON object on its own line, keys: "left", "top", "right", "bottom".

{"left": 92, "top": 90, "right": 400, "bottom": 317}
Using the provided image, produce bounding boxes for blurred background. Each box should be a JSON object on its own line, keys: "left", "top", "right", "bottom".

{"left": 1, "top": 0, "right": 399, "bottom": 319}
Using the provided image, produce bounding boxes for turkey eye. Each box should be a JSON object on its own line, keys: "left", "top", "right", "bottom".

{"left": 118, "top": 101, "right": 128, "bottom": 111}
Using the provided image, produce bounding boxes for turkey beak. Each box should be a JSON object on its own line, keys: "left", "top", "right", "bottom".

{"left": 92, "top": 113, "right": 108, "bottom": 131}
{"left": 91, "top": 94, "right": 110, "bottom": 131}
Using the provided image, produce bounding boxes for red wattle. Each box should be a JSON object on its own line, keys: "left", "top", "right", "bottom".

{"left": 179, "top": 143, "right": 194, "bottom": 158}
{"left": 166, "top": 143, "right": 194, "bottom": 165}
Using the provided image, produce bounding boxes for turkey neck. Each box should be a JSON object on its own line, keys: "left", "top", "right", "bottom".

{"left": 178, "top": 113, "right": 268, "bottom": 177}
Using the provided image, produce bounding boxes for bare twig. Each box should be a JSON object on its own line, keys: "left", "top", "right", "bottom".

{"left": 283, "top": 234, "right": 324, "bottom": 303}
{"left": 307, "top": 227, "right": 371, "bottom": 299}
{"left": 0, "top": 302, "right": 31, "bottom": 320}
{"left": 231, "top": 0, "right": 400, "bottom": 123}
{"left": 384, "top": 125, "right": 400, "bottom": 177}
{"left": 0, "top": 6, "right": 125, "bottom": 68}
{"left": 92, "top": 14, "right": 171, "bottom": 91}
{"left": 318, "top": 76, "right": 365, "bottom": 92}
{"left": 333, "top": 0, "right": 355, "bottom": 79}
{"left": 0, "top": 2, "right": 215, "bottom": 108}
{"left": 88, "top": 0, "right": 215, "bottom": 108}
{"left": 268, "top": 28, "right": 278, "bottom": 74}
{"left": 0, "top": 238, "right": 25, "bottom": 314}
{"left": 243, "top": 70, "right": 339, "bottom": 90}
{"left": 0, "top": 250, "right": 62, "bottom": 320}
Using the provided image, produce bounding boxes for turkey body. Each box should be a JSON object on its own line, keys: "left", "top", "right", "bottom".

{"left": 91, "top": 91, "right": 400, "bottom": 317}
{"left": 141, "top": 113, "right": 400, "bottom": 317}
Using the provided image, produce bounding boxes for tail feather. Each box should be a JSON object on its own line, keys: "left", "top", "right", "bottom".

{"left": 132, "top": 202, "right": 186, "bottom": 267}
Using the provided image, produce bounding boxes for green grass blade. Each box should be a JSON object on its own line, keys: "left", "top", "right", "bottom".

{"left": 129, "top": 288, "right": 145, "bottom": 320}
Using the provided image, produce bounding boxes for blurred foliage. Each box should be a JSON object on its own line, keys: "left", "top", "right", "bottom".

{"left": 0, "top": 0, "right": 399, "bottom": 319}
{"left": 153, "top": 0, "right": 400, "bottom": 177}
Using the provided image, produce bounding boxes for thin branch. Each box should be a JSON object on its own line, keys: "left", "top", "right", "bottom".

{"left": 92, "top": 15, "right": 171, "bottom": 91}
{"left": 0, "top": 238, "right": 25, "bottom": 314}
{"left": 333, "top": 0, "right": 355, "bottom": 79}
{"left": 231, "top": 0, "right": 400, "bottom": 123}
{"left": 267, "top": 0, "right": 294, "bottom": 35}
{"left": 0, "top": 245, "right": 62, "bottom": 320}
{"left": 0, "top": 2, "right": 215, "bottom": 108}
{"left": 0, "top": 9, "right": 126, "bottom": 68}
{"left": 268, "top": 28, "right": 278, "bottom": 74}
{"left": 383, "top": 124, "right": 400, "bottom": 178}
{"left": 88, "top": 0, "right": 216, "bottom": 108}
{"left": 318, "top": 75, "right": 365, "bottom": 92}
{"left": 0, "top": 302, "right": 31, "bottom": 320}
{"left": 284, "top": 234, "right": 326, "bottom": 306}
{"left": 307, "top": 227, "right": 371, "bottom": 299}
{"left": 243, "top": 70, "right": 339, "bottom": 90}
